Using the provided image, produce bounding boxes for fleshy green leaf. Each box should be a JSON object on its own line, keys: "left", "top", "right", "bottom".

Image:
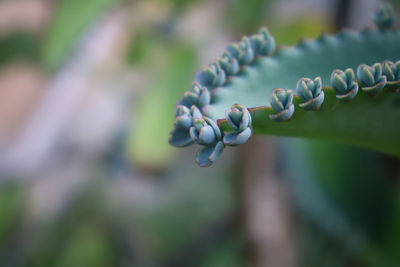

{"left": 207, "top": 30, "right": 400, "bottom": 157}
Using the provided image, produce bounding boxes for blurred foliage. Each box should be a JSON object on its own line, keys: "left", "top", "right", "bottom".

{"left": 127, "top": 30, "right": 158, "bottom": 65}
{"left": 282, "top": 139, "right": 400, "bottom": 267}
{"left": 295, "top": 218, "right": 359, "bottom": 267}
{"left": 225, "top": 0, "right": 274, "bottom": 34}
{"left": 271, "top": 17, "right": 332, "bottom": 45}
{"left": 0, "top": 33, "right": 39, "bottom": 67}
{"left": 0, "top": 161, "right": 243, "bottom": 266}
{"left": 53, "top": 224, "right": 116, "bottom": 267}
{"left": 0, "top": 183, "right": 24, "bottom": 246}
{"left": 197, "top": 236, "right": 245, "bottom": 267}
{"left": 42, "top": 0, "right": 121, "bottom": 70}
{"left": 24, "top": 187, "right": 117, "bottom": 267}
{"left": 126, "top": 41, "right": 197, "bottom": 169}
{"left": 160, "top": 0, "right": 202, "bottom": 10}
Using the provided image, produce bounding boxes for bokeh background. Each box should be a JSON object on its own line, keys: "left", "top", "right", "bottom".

{"left": 0, "top": 0, "right": 400, "bottom": 266}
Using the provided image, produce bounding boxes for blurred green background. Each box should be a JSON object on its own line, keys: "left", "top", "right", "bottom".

{"left": 0, "top": 0, "right": 399, "bottom": 266}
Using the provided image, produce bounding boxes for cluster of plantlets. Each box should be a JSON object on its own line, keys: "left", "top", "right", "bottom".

{"left": 169, "top": 27, "right": 274, "bottom": 166}
{"left": 170, "top": 4, "right": 400, "bottom": 167}
{"left": 269, "top": 59, "right": 400, "bottom": 121}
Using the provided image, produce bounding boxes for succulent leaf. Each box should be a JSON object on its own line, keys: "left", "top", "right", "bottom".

{"left": 179, "top": 82, "right": 211, "bottom": 108}
{"left": 204, "top": 116, "right": 222, "bottom": 140}
{"left": 225, "top": 104, "right": 252, "bottom": 131}
{"left": 331, "top": 68, "right": 359, "bottom": 101}
{"left": 269, "top": 88, "right": 295, "bottom": 122}
{"left": 373, "top": 3, "right": 395, "bottom": 30}
{"left": 189, "top": 117, "right": 221, "bottom": 146}
{"left": 190, "top": 105, "right": 202, "bottom": 120}
{"left": 357, "top": 63, "right": 387, "bottom": 94}
{"left": 194, "top": 62, "right": 226, "bottom": 89}
{"left": 169, "top": 129, "right": 194, "bottom": 147}
{"left": 218, "top": 52, "right": 240, "bottom": 76}
{"left": 223, "top": 128, "right": 252, "bottom": 146}
{"left": 169, "top": 105, "right": 203, "bottom": 147}
{"left": 223, "top": 104, "right": 252, "bottom": 146}
{"left": 196, "top": 141, "right": 225, "bottom": 167}
{"left": 383, "top": 60, "right": 400, "bottom": 91}
{"left": 171, "top": 18, "right": 400, "bottom": 166}
{"left": 169, "top": 105, "right": 195, "bottom": 147}
{"left": 227, "top": 37, "right": 255, "bottom": 65}
{"left": 296, "top": 76, "right": 324, "bottom": 110}
{"left": 250, "top": 27, "right": 275, "bottom": 56}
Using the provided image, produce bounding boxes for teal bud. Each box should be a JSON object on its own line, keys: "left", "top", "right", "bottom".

{"left": 269, "top": 88, "right": 294, "bottom": 122}
{"left": 194, "top": 62, "right": 226, "bottom": 89}
{"left": 331, "top": 68, "right": 358, "bottom": 101}
{"left": 218, "top": 52, "right": 239, "bottom": 76}
{"left": 357, "top": 63, "right": 387, "bottom": 94}
{"left": 227, "top": 36, "right": 255, "bottom": 65}
{"left": 190, "top": 105, "right": 202, "bottom": 120}
{"left": 190, "top": 117, "right": 222, "bottom": 146}
{"left": 179, "top": 82, "right": 211, "bottom": 108}
{"left": 169, "top": 105, "right": 199, "bottom": 147}
{"left": 296, "top": 76, "right": 324, "bottom": 110}
{"left": 196, "top": 141, "right": 225, "bottom": 167}
{"left": 223, "top": 104, "right": 252, "bottom": 146}
{"left": 225, "top": 104, "right": 252, "bottom": 131}
{"left": 174, "top": 105, "right": 192, "bottom": 129}
{"left": 373, "top": 4, "right": 395, "bottom": 30}
{"left": 250, "top": 27, "right": 275, "bottom": 56}
{"left": 383, "top": 60, "right": 400, "bottom": 92}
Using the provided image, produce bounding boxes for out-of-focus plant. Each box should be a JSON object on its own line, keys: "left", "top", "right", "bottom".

{"left": 126, "top": 43, "right": 197, "bottom": 168}
{"left": 42, "top": 0, "right": 121, "bottom": 70}
{"left": 282, "top": 138, "right": 400, "bottom": 267}
{"left": 225, "top": 0, "right": 274, "bottom": 33}
{"left": 0, "top": 33, "right": 38, "bottom": 67}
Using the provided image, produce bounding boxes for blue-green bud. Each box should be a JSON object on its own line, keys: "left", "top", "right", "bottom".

{"left": 296, "top": 76, "right": 324, "bottom": 110}
{"left": 190, "top": 105, "right": 202, "bottom": 120}
{"left": 223, "top": 104, "right": 252, "bottom": 146}
{"left": 357, "top": 63, "right": 387, "bottom": 94}
{"left": 383, "top": 60, "right": 400, "bottom": 92}
{"left": 218, "top": 52, "right": 239, "bottom": 76}
{"left": 250, "top": 27, "right": 275, "bottom": 56}
{"left": 227, "top": 36, "right": 255, "bottom": 65}
{"left": 179, "top": 82, "right": 211, "bottom": 109}
{"left": 269, "top": 88, "right": 294, "bottom": 122}
{"left": 169, "top": 105, "right": 199, "bottom": 147}
{"left": 331, "top": 68, "right": 359, "bottom": 101}
{"left": 190, "top": 117, "right": 222, "bottom": 146}
{"left": 196, "top": 141, "right": 225, "bottom": 167}
{"left": 373, "top": 4, "right": 395, "bottom": 30}
{"left": 225, "top": 104, "right": 252, "bottom": 131}
{"left": 195, "top": 62, "right": 226, "bottom": 89}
